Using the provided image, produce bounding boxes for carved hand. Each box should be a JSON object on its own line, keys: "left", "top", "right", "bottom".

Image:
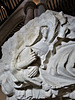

{"left": 16, "top": 48, "right": 37, "bottom": 70}
{"left": 27, "top": 66, "right": 39, "bottom": 78}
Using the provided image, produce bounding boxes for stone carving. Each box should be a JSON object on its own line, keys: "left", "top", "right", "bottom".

{"left": 0, "top": 10, "right": 75, "bottom": 100}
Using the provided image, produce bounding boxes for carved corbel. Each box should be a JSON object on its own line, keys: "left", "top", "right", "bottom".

{"left": 0, "top": 10, "right": 75, "bottom": 100}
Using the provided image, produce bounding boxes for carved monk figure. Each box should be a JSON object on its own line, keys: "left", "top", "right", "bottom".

{"left": 10, "top": 26, "right": 49, "bottom": 88}
{"left": 0, "top": 10, "right": 75, "bottom": 100}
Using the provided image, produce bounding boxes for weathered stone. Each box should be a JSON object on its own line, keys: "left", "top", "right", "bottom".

{"left": 0, "top": 10, "right": 75, "bottom": 100}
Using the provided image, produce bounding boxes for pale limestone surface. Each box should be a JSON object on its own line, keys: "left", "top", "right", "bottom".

{"left": 0, "top": 10, "right": 75, "bottom": 100}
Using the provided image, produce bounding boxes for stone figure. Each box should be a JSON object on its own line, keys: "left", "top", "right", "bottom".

{"left": 0, "top": 10, "right": 75, "bottom": 100}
